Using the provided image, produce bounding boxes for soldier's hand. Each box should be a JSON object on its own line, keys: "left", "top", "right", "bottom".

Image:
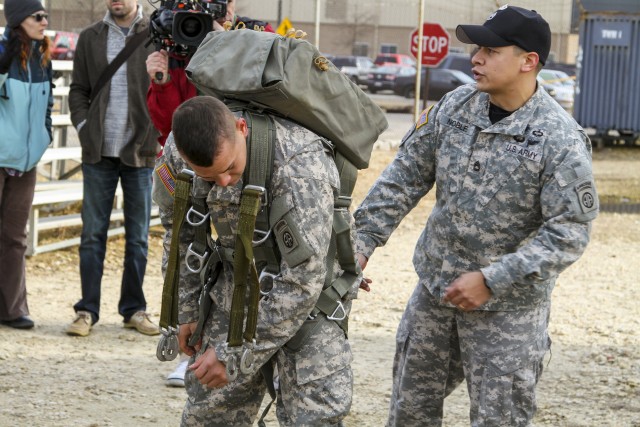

{"left": 146, "top": 50, "right": 169, "bottom": 84}
{"left": 356, "top": 253, "right": 372, "bottom": 292}
{"left": 178, "top": 321, "right": 200, "bottom": 356}
{"left": 190, "top": 348, "right": 229, "bottom": 389}
{"left": 442, "top": 271, "right": 492, "bottom": 311}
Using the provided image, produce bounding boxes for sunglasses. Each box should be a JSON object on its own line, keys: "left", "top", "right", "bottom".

{"left": 30, "top": 13, "right": 49, "bottom": 22}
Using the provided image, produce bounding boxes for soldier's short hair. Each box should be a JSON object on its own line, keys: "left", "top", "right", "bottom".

{"left": 172, "top": 96, "right": 236, "bottom": 167}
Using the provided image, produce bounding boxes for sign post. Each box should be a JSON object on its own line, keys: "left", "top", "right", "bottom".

{"left": 410, "top": 22, "right": 450, "bottom": 118}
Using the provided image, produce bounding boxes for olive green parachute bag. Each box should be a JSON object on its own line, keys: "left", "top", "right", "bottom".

{"left": 184, "top": 29, "right": 388, "bottom": 169}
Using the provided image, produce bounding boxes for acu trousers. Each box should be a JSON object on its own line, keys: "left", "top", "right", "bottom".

{"left": 388, "top": 283, "right": 550, "bottom": 427}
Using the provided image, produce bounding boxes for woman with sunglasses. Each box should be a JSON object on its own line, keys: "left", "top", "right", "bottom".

{"left": 0, "top": 0, "right": 53, "bottom": 330}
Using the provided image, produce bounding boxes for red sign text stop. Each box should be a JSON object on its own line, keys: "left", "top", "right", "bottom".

{"left": 410, "top": 23, "right": 450, "bottom": 67}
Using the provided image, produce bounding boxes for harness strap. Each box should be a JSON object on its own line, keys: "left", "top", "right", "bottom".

{"left": 159, "top": 171, "right": 194, "bottom": 330}
{"left": 227, "top": 112, "right": 275, "bottom": 350}
{"left": 313, "top": 155, "right": 359, "bottom": 333}
{"left": 257, "top": 359, "right": 277, "bottom": 427}
{"left": 227, "top": 187, "right": 262, "bottom": 347}
{"left": 245, "top": 110, "right": 275, "bottom": 245}
{"left": 157, "top": 171, "right": 194, "bottom": 362}
{"left": 285, "top": 158, "right": 360, "bottom": 351}
{"left": 188, "top": 251, "right": 222, "bottom": 347}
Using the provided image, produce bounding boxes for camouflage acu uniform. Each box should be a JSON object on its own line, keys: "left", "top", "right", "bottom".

{"left": 354, "top": 84, "right": 598, "bottom": 426}
{"left": 154, "top": 115, "right": 357, "bottom": 426}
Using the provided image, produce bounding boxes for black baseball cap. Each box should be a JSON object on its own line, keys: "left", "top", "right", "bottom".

{"left": 456, "top": 5, "right": 551, "bottom": 65}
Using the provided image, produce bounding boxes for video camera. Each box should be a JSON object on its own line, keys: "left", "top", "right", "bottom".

{"left": 149, "top": 0, "right": 228, "bottom": 57}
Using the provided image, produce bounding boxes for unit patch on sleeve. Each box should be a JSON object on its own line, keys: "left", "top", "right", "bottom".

{"left": 155, "top": 163, "right": 175, "bottom": 196}
{"left": 575, "top": 180, "right": 597, "bottom": 213}
{"left": 275, "top": 219, "right": 298, "bottom": 253}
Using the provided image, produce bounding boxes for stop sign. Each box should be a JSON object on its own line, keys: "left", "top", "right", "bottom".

{"left": 410, "top": 23, "right": 450, "bottom": 67}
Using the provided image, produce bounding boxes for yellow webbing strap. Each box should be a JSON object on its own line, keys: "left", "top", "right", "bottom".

{"left": 227, "top": 187, "right": 263, "bottom": 347}
{"left": 159, "top": 171, "right": 193, "bottom": 330}
{"left": 227, "top": 111, "right": 273, "bottom": 349}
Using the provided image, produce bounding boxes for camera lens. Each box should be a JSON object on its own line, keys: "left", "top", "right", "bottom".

{"left": 173, "top": 11, "right": 213, "bottom": 46}
{"left": 181, "top": 16, "right": 203, "bottom": 38}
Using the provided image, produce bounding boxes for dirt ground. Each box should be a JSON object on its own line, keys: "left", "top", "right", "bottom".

{"left": 1, "top": 115, "right": 639, "bottom": 426}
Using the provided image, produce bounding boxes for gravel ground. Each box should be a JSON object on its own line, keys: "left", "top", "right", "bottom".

{"left": 0, "top": 116, "right": 638, "bottom": 426}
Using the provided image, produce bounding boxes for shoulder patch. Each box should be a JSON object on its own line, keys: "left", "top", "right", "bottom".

{"left": 575, "top": 180, "right": 597, "bottom": 214}
{"left": 275, "top": 219, "right": 299, "bottom": 252}
{"left": 155, "top": 163, "right": 175, "bottom": 196}
{"left": 416, "top": 105, "right": 434, "bottom": 130}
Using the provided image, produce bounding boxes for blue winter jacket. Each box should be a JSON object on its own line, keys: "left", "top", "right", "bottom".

{"left": 0, "top": 28, "right": 53, "bottom": 172}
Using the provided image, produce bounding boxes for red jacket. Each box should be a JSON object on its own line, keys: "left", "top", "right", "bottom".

{"left": 147, "top": 18, "right": 274, "bottom": 149}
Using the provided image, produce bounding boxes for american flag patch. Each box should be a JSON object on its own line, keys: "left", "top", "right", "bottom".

{"left": 155, "top": 163, "right": 175, "bottom": 196}
{"left": 416, "top": 105, "right": 434, "bottom": 129}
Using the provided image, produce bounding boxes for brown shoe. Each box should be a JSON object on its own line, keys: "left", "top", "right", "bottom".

{"left": 66, "top": 311, "right": 93, "bottom": 337}
{"left": 124, "top": 311, "right": 160, "bottom": 336}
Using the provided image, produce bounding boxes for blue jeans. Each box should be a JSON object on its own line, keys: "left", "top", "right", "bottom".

{"left": 74, "top": 157, "right": 153, "bottom": 323}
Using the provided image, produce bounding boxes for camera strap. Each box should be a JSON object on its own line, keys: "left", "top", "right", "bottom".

{"left": 89, "top": 30, "right": 148, "bottom": 104}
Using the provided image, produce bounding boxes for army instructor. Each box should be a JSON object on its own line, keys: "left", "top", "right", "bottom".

{"left": 354, "top": 5, "right": 598, "bottom": 426}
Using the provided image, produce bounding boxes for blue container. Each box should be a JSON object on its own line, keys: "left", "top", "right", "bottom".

{"left": 574, "top": 8, "right": 640, "bottom": 143}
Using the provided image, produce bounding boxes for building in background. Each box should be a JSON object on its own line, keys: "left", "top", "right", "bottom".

{"left": 0, "top": 0, "right": 597, "bottom": 64}
{"left": 238, "top": 0, "right": 579, "bottom": 63}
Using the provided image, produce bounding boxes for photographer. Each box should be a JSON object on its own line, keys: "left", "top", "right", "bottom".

{"left": 146, "top": 0, "right": 273, "bottom": 150}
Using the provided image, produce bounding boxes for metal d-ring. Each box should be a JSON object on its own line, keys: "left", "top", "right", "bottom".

{"left": 186, "top": 206, "right": 210, "bottom": 226}
{"left": 327, "top": 301, "right": 347, "bottom": 321}
{"left": 156, "top": 327, "right": 179, "bottom": 361}
{"left": 185, "top": 243, "right": 209, "bottom": 274}
{"left": 252, "top": 229, "right": 271, "bottom": 246}
{"left": 240, "top": 340, "right": 256, "bottom": 374}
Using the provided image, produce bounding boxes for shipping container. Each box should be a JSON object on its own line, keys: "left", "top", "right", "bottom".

{"left": 573, "top": 2, "right": 640, "bottom": 146}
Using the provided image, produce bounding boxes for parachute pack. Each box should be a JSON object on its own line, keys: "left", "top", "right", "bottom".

{"left": 185, "top": 28, "right": 388, "bottom": 169}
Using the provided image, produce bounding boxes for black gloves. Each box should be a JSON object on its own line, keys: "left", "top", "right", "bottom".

{"left": 0, "top": 31, "right": 21, "bottom": 74}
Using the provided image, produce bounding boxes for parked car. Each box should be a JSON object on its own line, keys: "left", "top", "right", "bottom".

{"left": 366, "top": 65, "right": 413, "bottom": 94}
{"left": 50, "top": 31, "right": 79, "bottom": 60}
{"left": 331, "top": 55, "right": 375, "bottom": 86}
{"left": 537, "top": 69, "right": 575, "bottom": 111}
{"left": 374, "top": 53, "right": 416, "bottom": 67}
{"left": 393, "top": 67, "right": 475, "bottom": 100}
{"left": 435, "top": 52, "right": 473, "bottom": 78}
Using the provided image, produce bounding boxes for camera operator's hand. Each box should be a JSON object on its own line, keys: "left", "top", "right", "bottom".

{"left": 213, "top": 19, "right": 227, "bottom": 32}
{"left": 0, "top": 31, "right": 21, "bottom": 75}
{"left": 146, "top": 50, "right": 170, "bottom": 84}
